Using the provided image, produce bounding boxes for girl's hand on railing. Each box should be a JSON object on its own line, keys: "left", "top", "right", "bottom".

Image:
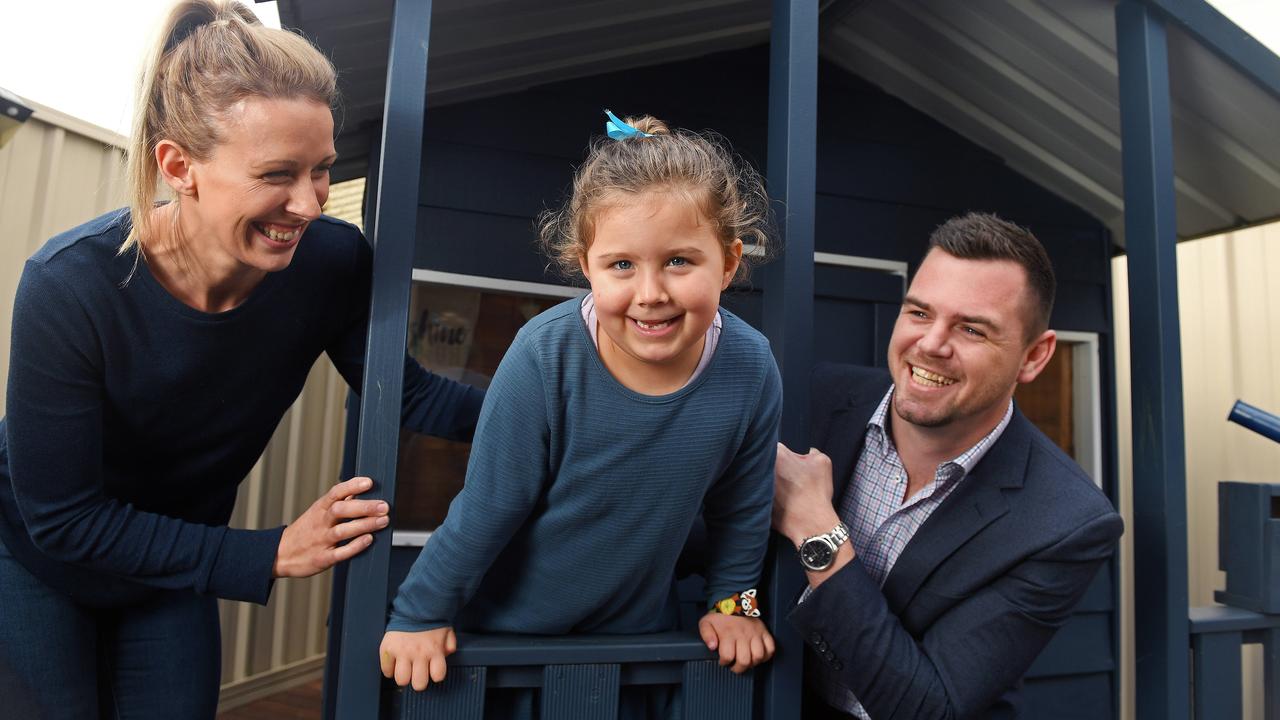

{"left": 698, "top": 613, "right": 776, "bottom": 674}
{"left": 380, "top": 626, "right": 457, "bottom": 691}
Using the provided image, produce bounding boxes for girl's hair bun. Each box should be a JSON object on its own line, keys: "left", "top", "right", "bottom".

{"left": 623, "top": 115, "right": 670, "bottom": 136}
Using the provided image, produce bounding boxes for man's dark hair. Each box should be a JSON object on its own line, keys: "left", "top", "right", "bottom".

{"left": 925, "top": 212, "right": 1056, "bottom": 340}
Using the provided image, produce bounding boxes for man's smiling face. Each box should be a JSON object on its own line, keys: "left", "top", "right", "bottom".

{"left": 888, "top": 248, "right": 1040, "bottom": 432}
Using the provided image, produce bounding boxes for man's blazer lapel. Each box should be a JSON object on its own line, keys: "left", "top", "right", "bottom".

{"left": 823, "top": 394, "right": 882, "bottom": 502}
{"left": 824, "top": 399, "right": 875, "bottom": 502}
{"left": 880, "top": 410, "right": 1035, "bottom": 614}
{"left": 809, "top": 364, "right": 892, "bottom": 502}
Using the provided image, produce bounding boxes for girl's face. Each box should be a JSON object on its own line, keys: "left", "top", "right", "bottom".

{"left": 580, "top": 190, "right": 742, "bottom": 391}
{"left": 177, "top": 96, "right": 336, "bottom": 277}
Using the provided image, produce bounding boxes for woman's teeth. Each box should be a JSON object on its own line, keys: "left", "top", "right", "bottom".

{"left": 255, "top": 223, "right": 300, "bottom": 242}
{"left": 911, "top": 366, "right": 957, "bottom": 387}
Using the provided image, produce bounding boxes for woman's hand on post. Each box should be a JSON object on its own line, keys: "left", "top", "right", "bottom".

{"left": 273, "top": 476, "right": 390, "bottom": 578}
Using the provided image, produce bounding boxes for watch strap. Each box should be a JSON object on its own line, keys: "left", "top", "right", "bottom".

{"left": 829, "top": 520, "right": 850, "bottom": 548}
{"left": 798, "top": 520, "right": 851, "bottom": 553}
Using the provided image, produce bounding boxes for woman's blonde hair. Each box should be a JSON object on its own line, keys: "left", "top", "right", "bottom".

{"left": 537, "top": 115, "right": 774, "bottom": 283}
{"left": 122, "top": 0, "right": 338, "bottom": 253}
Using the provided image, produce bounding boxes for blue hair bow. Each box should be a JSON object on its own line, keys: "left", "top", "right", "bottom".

{"left": 605, "top": 109, "right": 653, "bottom": 140}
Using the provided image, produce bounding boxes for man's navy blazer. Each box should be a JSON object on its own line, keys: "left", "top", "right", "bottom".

{"left": 788, "top": 363, "right": 1123, "bottom": 720}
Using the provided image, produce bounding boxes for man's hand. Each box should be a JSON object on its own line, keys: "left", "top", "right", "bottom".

{"left": 698, "top": 613, "right": 776, "bottom": 674}
{"left": 773, "top": 444, "right": 841, "bottom": 546}
{"left": 274, "top": 476, "right": 390, "bottom": 578}
{"left": 774, "top": 444, "right": 855, "bottom": 586}
{"left": 380, "top": 627, "right": 457, "bottom": 691}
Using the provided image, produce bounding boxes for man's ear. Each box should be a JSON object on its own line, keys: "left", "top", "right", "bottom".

{"left": 721, "top": 238, "right": 744, "bottom": 290}
{"left": 1017, "top": 329, "right": 1057, "bottom": 384}
{"left": 156, "top": 140, "right": 197, "bottom": 198}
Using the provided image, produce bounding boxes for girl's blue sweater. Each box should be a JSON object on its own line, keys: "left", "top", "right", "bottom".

{"left": 388, "top": 297, "right": 781, "bottom": 634}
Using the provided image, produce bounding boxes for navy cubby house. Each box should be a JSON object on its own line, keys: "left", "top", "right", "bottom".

{"left": 268, "top": 0, "right": 1280, "bottom": 717}
{"left": 1217, "top": 482, "right": 1280, "bottom": 614}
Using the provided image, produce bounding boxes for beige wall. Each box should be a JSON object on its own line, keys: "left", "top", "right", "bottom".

{"left": 1113, "top": 222, "right": 1280, "bottom": 720}
{"left": 0, "top": 103, "right": 356, "bottom": 710}
{"left": 0, "top": 104, "right": 127, "bottom": 411}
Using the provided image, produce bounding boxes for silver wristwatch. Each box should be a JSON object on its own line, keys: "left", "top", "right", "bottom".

{"left": 797, "top": 521, "right": 851, "bottom": 572}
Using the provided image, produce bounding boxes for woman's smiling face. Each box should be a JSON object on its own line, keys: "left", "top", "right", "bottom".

{"left": 181, "top": 96, "right": 336, "bottom": 275}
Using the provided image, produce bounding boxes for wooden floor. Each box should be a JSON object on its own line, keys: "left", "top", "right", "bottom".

{"left": 217, "top": 679, "right": 323, "bottom": 720}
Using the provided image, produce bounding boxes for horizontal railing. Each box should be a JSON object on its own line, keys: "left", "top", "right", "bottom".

{"left": 395, "top": 631, "right": 752, "bottom": 719}
{"left": 1188, "top": 606, "right": 1280, "bottom": 719}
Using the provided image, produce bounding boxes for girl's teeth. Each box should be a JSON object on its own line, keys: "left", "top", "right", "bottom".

{"left": 636, "top": 319, "right": 671, "bottom": 330}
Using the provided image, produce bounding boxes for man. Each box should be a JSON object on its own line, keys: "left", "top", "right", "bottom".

{"left": 773, "top": 213, "right": 1123, "bottom": 719}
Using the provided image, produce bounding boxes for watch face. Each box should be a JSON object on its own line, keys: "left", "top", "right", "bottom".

{"left": 800, "top": 538, "right": 835, "bottom": 570}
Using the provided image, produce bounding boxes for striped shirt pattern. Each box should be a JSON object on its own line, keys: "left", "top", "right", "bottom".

{"left": 817, "top": 386, "right": 1014, "bottom": 718}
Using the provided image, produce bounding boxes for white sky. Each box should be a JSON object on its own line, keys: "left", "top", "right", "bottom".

{"left": 0, "top": 0, "right": 280, "bottom": 136}
{"left": 0, "top": 0, "right": 1276, "bottom": 137}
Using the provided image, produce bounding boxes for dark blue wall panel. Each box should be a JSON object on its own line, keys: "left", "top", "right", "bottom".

{"left": 413, "top": 207, "right": 554, "bottom": 283}
{"left": 1029, "top": 611, "right": 1117, "bottom": 677}
{"left": 1023, "top": 673, "right": 1115, "bottom": 720}
{"left": 412, "top": 47, "right": 1114, "bottom": 329}
{"left": 403, "top": 44, "right": 1119, "bottom": 720}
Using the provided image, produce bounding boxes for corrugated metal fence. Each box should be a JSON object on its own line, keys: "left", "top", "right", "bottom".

{"left": 0, "top": 103, "right": 126, "bottom": 413}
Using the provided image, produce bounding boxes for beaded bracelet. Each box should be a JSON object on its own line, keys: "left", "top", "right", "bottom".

{"left": 710, "top": 588, "right": 761, "bottom": 618}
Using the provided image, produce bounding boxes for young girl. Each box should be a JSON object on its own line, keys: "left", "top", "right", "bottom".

{"left": 381, "top": 112, "right": 782, "bottom": 699}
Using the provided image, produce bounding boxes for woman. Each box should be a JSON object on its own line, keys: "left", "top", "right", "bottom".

{"left": 0, "top": 2, "right": 482, "bottom": 717}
